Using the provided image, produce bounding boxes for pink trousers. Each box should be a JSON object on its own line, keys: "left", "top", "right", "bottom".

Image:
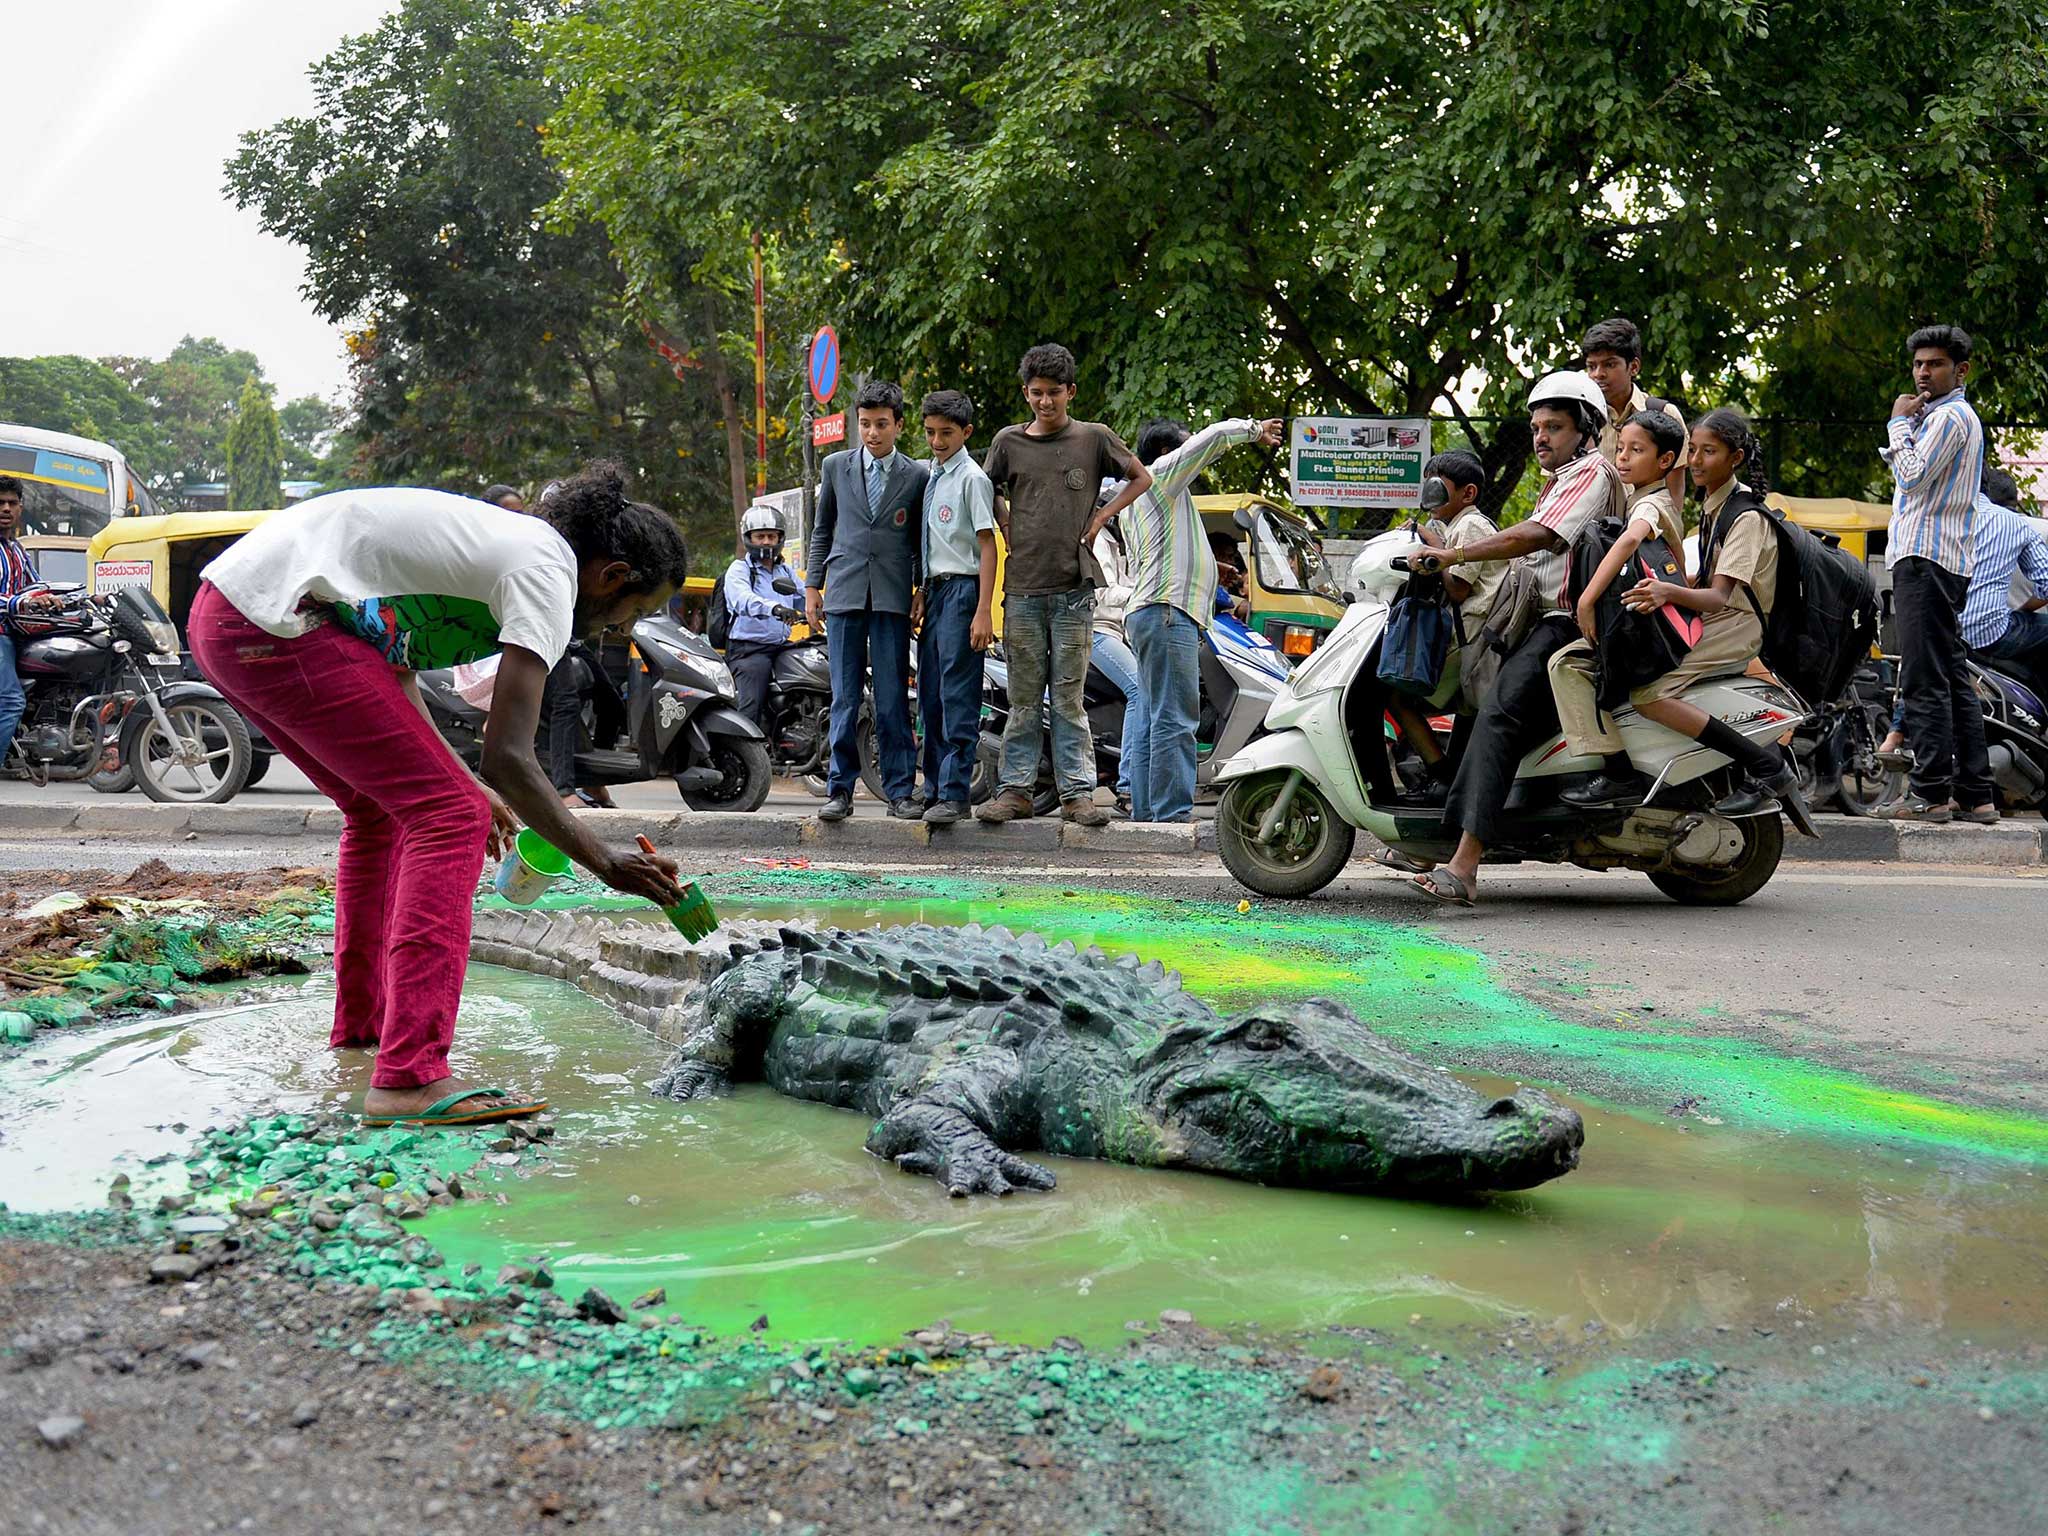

{"left": 188, "top": 582, "right": 490, "bottom": 1088}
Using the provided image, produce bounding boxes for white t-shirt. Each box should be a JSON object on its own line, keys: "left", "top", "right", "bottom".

{"left": 202, "top": 488, "right": 578, "bottom": 670}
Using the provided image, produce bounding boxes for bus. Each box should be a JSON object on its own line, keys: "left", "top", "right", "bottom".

{"left": 1, "top": 422, "right": 162, "bottom": 588}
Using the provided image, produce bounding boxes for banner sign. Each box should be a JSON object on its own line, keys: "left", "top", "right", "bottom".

{"left": 811, "top": 411, "right": 846, "bottom": 447}
{"left": 1289, "top": 417, "right": 1429, "bottom": 508}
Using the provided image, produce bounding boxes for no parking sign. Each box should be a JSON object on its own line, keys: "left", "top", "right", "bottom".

{"left": 808, "top": 325, "right": 840, "bottom": 405}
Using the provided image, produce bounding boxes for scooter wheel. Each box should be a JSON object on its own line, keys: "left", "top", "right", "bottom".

{"left": 1215, "top": 772, "right": 1356, "bottom": 899}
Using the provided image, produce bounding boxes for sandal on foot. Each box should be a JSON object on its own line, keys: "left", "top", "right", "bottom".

{"left": 359, "top": 1086, "right": 548, "bottom": 1128}
{"left": 1408, "top": 868, "right": 1477, "bottom": 907}
{"left": 1372, "top": 846, "right": 1434, "bottom": 875}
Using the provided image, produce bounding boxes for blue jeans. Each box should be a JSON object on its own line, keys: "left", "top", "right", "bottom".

{"left": 826, "top": 607, "right": 914, "bottom": 800}
{"left": 1000, "top": 588, "right": 1095, "bottom": 802}
{"left": 1124, "top": 603, "right": 1202, "bottom": 821}
{"left": 1979, "top": 609, "right": 2048, "bottom": 693}
{"left": 0, "top": 631, "right": 23, "bottom": 763}
{"left": 917, "top": 576, "right": 985, "bottom": 805}
{"left": 1089, "top": 630, "right": 1143, "bottom": 800}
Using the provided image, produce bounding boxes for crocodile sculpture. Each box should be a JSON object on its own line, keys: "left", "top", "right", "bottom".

{"left": 650, "top": 924, "right": 1583, "bottom": 1198}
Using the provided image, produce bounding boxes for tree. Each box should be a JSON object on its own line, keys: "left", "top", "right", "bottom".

{"left": 0, "top": 356, "right": 163, "bottom": 476}
{"left": 542, "top": 0, "right": 2048, "bottom": 521}
{"left": 224, "top": 378, "right": 284, "bottom": 510}
{"left": 104, "top": 336, "right": 267, "bottom": 503}
{"left": 224, "top": 0, "right": 784, "bottom": 561}
{"left": 278, "top": 394, "right": 351, "bottom": 484}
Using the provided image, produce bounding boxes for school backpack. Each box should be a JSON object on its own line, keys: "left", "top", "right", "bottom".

{"left": 1704, "top": 489, "right": 1877, "bottom": 708}
{"left": 1377, "top": 575, "right": 1458, "bottom": 696}
{"left": 1564, "top": 518, "right": 1700, "bottom": 708}
{"left": 705, "top": 566, "right": 733, "bottom": 650}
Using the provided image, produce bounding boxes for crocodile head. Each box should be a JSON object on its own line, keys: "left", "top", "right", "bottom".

{"left": 1130, "top": 1000, "right": 1583, "bottom": 1194}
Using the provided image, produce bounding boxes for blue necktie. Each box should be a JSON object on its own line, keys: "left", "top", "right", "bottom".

{"left": 866, "top": 453, "right": 887, "bottom": 513}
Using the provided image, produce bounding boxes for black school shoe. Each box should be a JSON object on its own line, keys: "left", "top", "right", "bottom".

{"left": 817, "top": 793, "right": 853, "bottom": 822}
{"left": 1559, "top": 772, "right": 1649, "bottom": 810}
{"left": 1717, "top": 764, "right": 1820, "bottom": 838}
{"left": 889, "top": 797, "right": 925, "bottom": 820}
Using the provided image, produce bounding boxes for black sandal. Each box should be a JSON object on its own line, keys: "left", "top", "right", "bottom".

{"left": 1408, "top": 868, "right": 1477, "bottom": 907}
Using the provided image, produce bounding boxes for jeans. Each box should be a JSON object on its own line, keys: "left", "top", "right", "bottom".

{"left": 918, "top": 576, "right": 985, "bottom": 805}
{"left": 1089, "top": 630, "right": 1143, "bottom": 801}
{"left": 538, "top": 652, "right": 582, "bottom": 794}
{"left": 826, "top": 605, "right": 914, "bottom": 800}
{"left": 0, "top": 630, "right": 23, "bottom": 763}
{"left": 187, "top": 582, "right": 490, "bottom": 1090}
{"left": 1894, "top": 557, "right": 1992, "bottom": 806}
{"left": 1000, "top": 588, "right": 1096, "bottom": 802}
{"left": 1978, "top": 609, "right": 2048, "bottom": 697}
{"left": 1443, "top": 617, "right": 1576, "bottom": 845}
{"left": 1124, "top": 603, "right": 1201, "bottom": 821}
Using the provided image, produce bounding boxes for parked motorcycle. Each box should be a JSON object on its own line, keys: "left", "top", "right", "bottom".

{"left": 1789, "top": 661, "right": 1896, "bottom": 816}
{"left": 416, "top": 610, "right": 773, "bottom": 811}
{"left": 1214, "top": 551, "right": 1809, "bottom": 906}
{"left": 1970, "top": 656, "right": 2048, "bottom": 814}
{"left": 974, "top": 611, "right": 1289, "bottom": 813}
{"left": 4, "top": 587, "right": 255, "bottom": 803}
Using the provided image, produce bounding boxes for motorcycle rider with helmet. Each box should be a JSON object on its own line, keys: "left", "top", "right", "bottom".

{"left": 723, "top": 504, "right": 806, "bottom": 730}
{"left": 1402, "top": 372, "right": 1627, "bottom": 905}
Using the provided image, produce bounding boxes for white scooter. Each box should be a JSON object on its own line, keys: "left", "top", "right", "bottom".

{"left": 1212, "top": 530, "right": 1808, "bottom": 905}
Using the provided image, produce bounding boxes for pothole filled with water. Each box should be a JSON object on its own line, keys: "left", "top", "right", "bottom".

{"left": 6, "top": 885, "right": 2044, "bottom": 1352}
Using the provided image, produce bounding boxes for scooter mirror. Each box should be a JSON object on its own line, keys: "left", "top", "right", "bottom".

{"left": 772, "top": 577, "right": 800, "bottom": 595}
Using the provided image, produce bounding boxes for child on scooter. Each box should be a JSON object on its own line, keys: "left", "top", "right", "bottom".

{"left": 1548, "top": 409, "right": 1689, "bottom": 804}
{"left": 1616, "top": 408, "right": 1817, "bottom": 836}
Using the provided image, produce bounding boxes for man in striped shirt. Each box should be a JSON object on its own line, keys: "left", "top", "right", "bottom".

{"left": 1960, "top": 473, "right": 2048, "bottom": 691}
{"left": 0, "top": 475, "right": 64, "bottom": 765}
{"left": 1878, "top": 325, "right": 1993, "bottom": 821}
{"left": 1083, "top": 415, "right": 1282, "bottom": 821}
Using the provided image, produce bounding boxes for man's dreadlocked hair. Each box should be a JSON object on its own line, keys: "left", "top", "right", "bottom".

{"left": 542, "top": 461, "right": 688, "bottom": 591}
{"left": 1690, "top": 408, "right": 1770, "bottom": 496}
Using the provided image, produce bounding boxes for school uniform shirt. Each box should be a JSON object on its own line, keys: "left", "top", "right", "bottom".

{"left": 921, "top": 450, "right": 996, "bottom": 579}
{"left": 1121, "top": 419, "right": 1258, "bottom": 628}
{"left": 202, "top": 488, "right": 577, "bottom": 671}
{"left": 1626, "top": 485, "right": 1686, "bottom": 566}
{"left": 1520, "top": 450, "right": 1626, "bottom": 610}
{"left": 1596, "top": 387, "right": 1686, "bottom": 464}
{"left": 982, "top": 419, "right": 1135, "bottom": 597}
{"left": 1884, "top": 385, "right": 1983, "bottom": 575}
{"left": 1960, "top": 500, "right": 2048, "bottom": 650}
{"left": 1632, "top": 480, "right": 1775, "bottom": 704}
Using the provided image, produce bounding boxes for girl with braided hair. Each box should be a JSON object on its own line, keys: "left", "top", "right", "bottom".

{"left": 189, "top": 461, "right": 690, "bottom": 1126}
{"left": 1619, "top": 409, "right": 1815, "bottom": 831}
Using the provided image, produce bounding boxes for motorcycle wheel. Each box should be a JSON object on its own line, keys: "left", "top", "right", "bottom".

{"left": 800, "top": 773, "right": 830, "bottom": 799}
{"left": 680, "top": 737, "right": 772, "bottom": 813}
{"left": 89, "top": 762, "right": 136, "bottom": 794}
{"left": 1215, "top": 772, "right": 1357, "bottom": 899}
{"left": 244, "top": 751, "right": 273, "bottom": 788}
{"left": 125, "top": 699, "right": 254, "bottom": 805}
{"left": 1648, "top": 814, "right": 1784, "bottom": 906}
{"left": 1834, "top": 702, "right": 1899, "bottom": 817}
{"left": 856, "top": 715, "right": 887, "bottom": 803}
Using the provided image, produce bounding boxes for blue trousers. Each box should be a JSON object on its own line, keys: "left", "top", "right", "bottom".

{"left": 827, "top": 606, "right": 914, "bottom": 800}
{"left": 1124, "top": 603, "right": 1202, "bottom": 821}
{"left": 918, "top": 576, "right": 985, "bottom": 805}
{"left": 999, "top": 589, "right": 1096, "bottom": 802}
{"left": 0, "top": 631, "right": 23, "bottom": 763}
{"left": 1089, "top": 630, "right": 1142, "bottom": 800}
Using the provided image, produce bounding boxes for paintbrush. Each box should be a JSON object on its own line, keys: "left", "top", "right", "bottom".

{"left": 636, "top": 834, "right": 719, "bottom": 941}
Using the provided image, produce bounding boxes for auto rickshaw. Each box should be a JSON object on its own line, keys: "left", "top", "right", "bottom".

{"left": 1197, "top": 494, "right": 1347, "bottom": 657}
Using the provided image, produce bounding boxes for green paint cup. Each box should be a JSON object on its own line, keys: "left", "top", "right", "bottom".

{"left": 494, "top": 828, "right": 573, "bottom": 905}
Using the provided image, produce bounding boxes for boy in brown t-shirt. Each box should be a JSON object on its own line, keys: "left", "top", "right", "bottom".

{"left": 976, "top": 343, "right": 1152, "bottom": 825}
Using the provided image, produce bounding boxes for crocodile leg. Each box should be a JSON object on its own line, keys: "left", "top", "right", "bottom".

{"left": 649, "top": 958, "right": 787, "bottom": 1101}
{"left": 864, "top": 1043, "right": 1056, "bottom": 1197}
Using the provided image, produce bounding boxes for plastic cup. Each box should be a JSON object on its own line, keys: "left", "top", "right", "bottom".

{"left": 493, "top": 828, "right": 573, "bottom": 905}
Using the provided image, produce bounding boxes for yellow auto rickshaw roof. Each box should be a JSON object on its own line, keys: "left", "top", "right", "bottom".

{"left": 86, "top": 509, "right": 277, "bottom": 560}
{"left": 1767, "top": 494, "right": 1892, "bottom": 533}
{"left": 1195, "top": 492, "right": 1324, "bottom": 531}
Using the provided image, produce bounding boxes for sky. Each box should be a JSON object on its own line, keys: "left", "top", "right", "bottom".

{"left": 2, "top": 0, "right": 398, "bottom": 404}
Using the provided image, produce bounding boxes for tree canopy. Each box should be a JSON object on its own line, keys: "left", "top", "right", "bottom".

{"left": 539, "top": 0, "right": 2048, "bottom": 514}
{"left": 224, "top": 377, "right": 285, "bottom": 511}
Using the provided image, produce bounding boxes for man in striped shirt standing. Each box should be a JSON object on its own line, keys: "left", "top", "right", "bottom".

{"left": 1878, "top": 325, "right": 1994, "bottom": 822}
{"left": 1083, "top": 416, "right": 1282, "bottom": 822}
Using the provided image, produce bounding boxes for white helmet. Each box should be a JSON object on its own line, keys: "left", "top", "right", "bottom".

{"left": 1527, "top": 370, "right": 1610, "bottom": 429}
{"left": 740, "top": 504, "right": 785, "bottom": 538}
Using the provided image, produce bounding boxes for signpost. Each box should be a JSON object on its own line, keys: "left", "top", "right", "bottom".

{"left": 1289, "top": 417, "right": 1430, "bottom": 513}
{"left": 811, "top": 412, "right": 846, "bottom": 447}
{"left": 800, "top": 323, "right": 842, "bottom": 564}
{"left": 808, "top": 324, "right": 840, "bottom": 406}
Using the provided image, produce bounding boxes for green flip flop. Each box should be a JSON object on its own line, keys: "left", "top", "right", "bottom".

{"left": 358, "top": 1086, "right": 548, "bottom": 1128}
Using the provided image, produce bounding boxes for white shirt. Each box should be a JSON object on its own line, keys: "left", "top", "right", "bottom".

{"left": 202, "top": 488, "right": 578, "bottom": 670}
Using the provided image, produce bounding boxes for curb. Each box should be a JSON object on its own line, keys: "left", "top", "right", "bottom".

{"left": 18, "top": 797, "right": 2048, "bottom": 869}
